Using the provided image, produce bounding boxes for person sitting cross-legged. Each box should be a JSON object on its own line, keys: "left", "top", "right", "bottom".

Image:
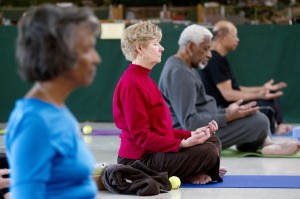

{"left": 199, "top": 20, "right": 292, "bottom": 135}
{"left": 158, "top": 24, "right": 298, "bottom": 156}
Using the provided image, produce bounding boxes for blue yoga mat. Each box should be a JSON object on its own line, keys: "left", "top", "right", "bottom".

{"left": 272, "top": 131, "right": 293, "bottom": 137}
{"left": 181, "top": 175, "right": 300, "bottom": 188}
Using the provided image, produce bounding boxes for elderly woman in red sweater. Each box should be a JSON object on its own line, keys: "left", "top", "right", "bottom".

{"left": 113, "top": 21, "right": 226, "bottom": 184}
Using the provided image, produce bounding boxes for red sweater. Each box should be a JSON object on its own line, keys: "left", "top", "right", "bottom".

{"left": 113, "top": 64, "right": 191, "bottom": 159}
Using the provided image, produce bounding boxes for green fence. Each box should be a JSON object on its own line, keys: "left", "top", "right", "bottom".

{"left": 0, "top": 24, "right": 299, "bottom": 123}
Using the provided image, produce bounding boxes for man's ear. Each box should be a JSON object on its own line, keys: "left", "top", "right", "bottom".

{"left": 219, "top": 34, "right": 227, "bottom": 43}
{"left": 187, "top": 42, "right": 195, "bottom": 54}
{"left": 187, "top": 42, "right": 192, "bottom": 49}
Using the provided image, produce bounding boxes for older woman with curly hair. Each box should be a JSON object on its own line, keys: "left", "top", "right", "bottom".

{"left": 5, "top": 4, "right": 101, "bottom": 198}
{"left": 113, "top": 21, "right": 226, "bottom": 184}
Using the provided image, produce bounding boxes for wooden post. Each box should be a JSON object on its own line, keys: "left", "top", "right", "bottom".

{"left": 197, "top": 4, "right": 203, "bottom": 23}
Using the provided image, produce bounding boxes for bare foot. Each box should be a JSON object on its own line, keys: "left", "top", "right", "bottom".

{"left": 262, "top": 142, "right": 298, "bottom": 155}
{"left": 188, "top": 173, "right": 212, "bottom": 184}
{"left": 219, "top": 166, "right": 227, "bottom": 178}
{"left": 274, "top": 124, "right": 293, "bottom": 135}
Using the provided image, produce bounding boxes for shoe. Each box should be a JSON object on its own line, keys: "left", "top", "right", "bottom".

{"left": 93, "top": 162, "right": 110, "bottom": 190}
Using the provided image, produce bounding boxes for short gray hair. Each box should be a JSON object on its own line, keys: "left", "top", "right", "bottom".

{"left": 178, "top": 24, "right": 212, "bottom": 48}
{"left": 17, "top": 4, "right": 100, "bottom": 82}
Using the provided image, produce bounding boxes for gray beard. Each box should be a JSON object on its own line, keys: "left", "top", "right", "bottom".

{"left": 198, "top": 62, "right": 207, "bottom": 69}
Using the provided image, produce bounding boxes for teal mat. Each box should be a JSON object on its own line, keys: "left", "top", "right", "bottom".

{"left": 221, "top": 148, "right": 300, "bottom": 158}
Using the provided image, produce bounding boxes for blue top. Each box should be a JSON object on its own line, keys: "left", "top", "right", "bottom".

{"left": 5, "top": 98, "right": 97, "bottom": 199}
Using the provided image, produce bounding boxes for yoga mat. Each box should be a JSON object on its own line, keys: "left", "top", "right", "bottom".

{"left": 82, "top": 129, "right": 121, "bottom": 136}
{"left": 272, "top": 131, "right": 293, "bottom": 137}
{"left": 181, "top": 175, "right": 300, "bottom": 188}
{"left": 83, "top": 128, "right": 296, "bottom": 138}
{"left": 221, "top": 148, "right": 300, "bottom": 158}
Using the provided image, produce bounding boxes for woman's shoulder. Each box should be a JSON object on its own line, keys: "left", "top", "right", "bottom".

{"left": 8, "top": 98, "right": 66, "bottom": 124}
{"left": 6, "top": 98, "right": 78, "bottom": 156}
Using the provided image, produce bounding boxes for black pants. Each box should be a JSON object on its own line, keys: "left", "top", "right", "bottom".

{"left": 257, "top": 98, "right": 283, "bottom": 133}
{"left": 0, "top": 153, "right": 9, "bottom": 199}
{"left": 118, "top": 135, "right": 222, "bottom": 183}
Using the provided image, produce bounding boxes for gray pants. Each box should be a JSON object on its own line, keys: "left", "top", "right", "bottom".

{"left": 118, "top": 135, "right": 222, "bottom": 183}
{"left": 216, "top": 112, "right": 269, "bottom": 151}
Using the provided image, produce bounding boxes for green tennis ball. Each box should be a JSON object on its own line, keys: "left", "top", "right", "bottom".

{"left": 169, "top": 176, "right": 181, "bottom": 189}
{"left": 83, "top": 125, "right": 93, "bottom": 134}
{"left": 0, "top": 128, "right": 6, "bottom": 135}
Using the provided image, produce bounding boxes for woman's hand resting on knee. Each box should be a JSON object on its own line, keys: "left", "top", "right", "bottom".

{"left": 180, "top": 120, "right": 218, "bottom": 148}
